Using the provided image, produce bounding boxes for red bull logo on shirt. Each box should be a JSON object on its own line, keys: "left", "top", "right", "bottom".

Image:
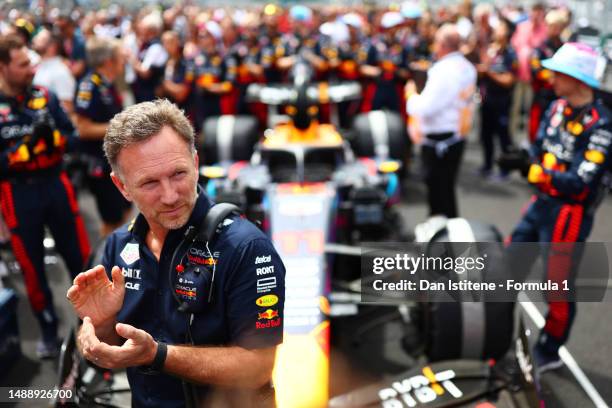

{"left": 258, "top": 309, "right": 279, "bottom": 320}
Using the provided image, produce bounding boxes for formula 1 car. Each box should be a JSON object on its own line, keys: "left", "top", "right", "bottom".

{"left": 195, "top": 59, "right": 526, "bottom": 407}
{"left": 53, "top": 55, "right": 533, "bottom": 408}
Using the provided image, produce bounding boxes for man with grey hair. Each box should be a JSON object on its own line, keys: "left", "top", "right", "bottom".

{"left": 74, "top": 36, "right": 131, "bottom": 237}
{"left": 405, "top": 23, "right": 476, "bottom": 218}
{"left": 67, "top": 99, "right": 285, "bottom": 407}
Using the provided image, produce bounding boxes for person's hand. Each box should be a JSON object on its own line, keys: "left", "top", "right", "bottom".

{"left": 527, "top": 164, "right": 551, "bottom": 184}
{"left": 476, "top": 63, "right": 489, "bottom": 76}
{"left": 404, "top": 80, "right": 418, "bottom": 99}
{"left": 80, "top": 317, "right": 157, "bottom": 370}
{"left": 67, "top": 265, "right": 125, "bottom": 329}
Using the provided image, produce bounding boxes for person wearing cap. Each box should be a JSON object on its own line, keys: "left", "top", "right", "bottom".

{"left": 527, "top": 9, "right": 566, "bottom": 143}
{"left": 276, "top": 5, "right": 327, "bottom": 80}
{"left": 260, "top": 4, "right": 285, "bottom": 84}
{"left": 405, "top": 23, "right": 476, "bottom": 219}
{"left": 361, "top": 11, "right": 410, "bottom": 116}
{"left": 399, "top": 1, "right": 424, "bottom": 55}
{"left": 6, "top": 18, "right": 41, "bottom": 68}
{"left": 328, "top": 13, "right": 368, "bottom": 128}
{"left": 189, "top": 20, "right": 234, "bottom": 132}
{"left": 508, "top": 42, "right": 612, "bottom": 373}
{"left": 128, "top": 12, "right": 168, "bottom": 103}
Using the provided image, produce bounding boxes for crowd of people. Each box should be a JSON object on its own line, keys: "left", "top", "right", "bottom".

{"left": 1, "top": 1, "right": 582, "bottom": 155}
{"left": 0, "top": 0, "right": 611, "bottom": 404}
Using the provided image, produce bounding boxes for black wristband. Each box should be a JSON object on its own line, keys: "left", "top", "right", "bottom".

{"left": 150, "top": 341, "right": 168, "bottom": 372}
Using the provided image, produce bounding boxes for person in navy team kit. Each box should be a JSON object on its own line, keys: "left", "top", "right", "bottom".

{"left": 0, "top": 34, "right": 90, "bottom": 358}
{"left": 509, "top": 43, "right": 612, "bottom": 373}
{"left": 361, "top": 12, "right": 410, "bottom": 116}
{"left": 190, "top": 21, "right": 234, "bottom": 132}
{"left": 75, "top": 37, "right": 132, "bottom": 237}
{"left": 67, "top": 99, "right": 285, "bottom": 407}
{"left": 477, "top": 17, "right": 518, "bottom": 179}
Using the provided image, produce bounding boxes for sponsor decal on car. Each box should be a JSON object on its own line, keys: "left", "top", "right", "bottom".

{"left": 378, "top": 367, "right": 463, "bottom": 406}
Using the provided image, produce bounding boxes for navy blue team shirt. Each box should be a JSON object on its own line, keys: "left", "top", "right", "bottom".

{"left": 101, "top": 191, "right": 286, "bottom": 407}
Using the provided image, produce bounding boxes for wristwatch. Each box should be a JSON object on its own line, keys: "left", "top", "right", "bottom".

{"left": 140, "top": 341, "right": 168, "bottom": 374}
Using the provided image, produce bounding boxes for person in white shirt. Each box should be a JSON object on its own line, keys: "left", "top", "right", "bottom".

{"left": 128, "top": 12, "right": 168, "bottom": 103}
{"left": 32, "top": 28, "right": 76, "bottom": 114}
{"left": 405, "top": 23, "right": 477, "bottom": 218}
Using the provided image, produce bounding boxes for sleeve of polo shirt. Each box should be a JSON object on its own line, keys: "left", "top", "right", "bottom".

{"left": 226, "top": 237, "right": 285, "bottom": 349}
{"left": 101, "top": 232, "right": 119, "bottom": 273}
{"left": 503, "top": 47, "right": 519, "bottom": 75}
{"left": 75, "top": 78, "right": 100, "bottom": 118}
{"left": 71, "top": 37, "right": 86, "bottom": 61}
{"left": 142, "top": 43, "right": 168, "bottom": 70}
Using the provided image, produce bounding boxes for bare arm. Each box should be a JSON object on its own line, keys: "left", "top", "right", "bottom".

{"left": 202, "top": 82, "right": 232, "bottom": 95}
{"left": 79, "top": 319, "right": 276, "bottom": 389}
{"left": 276, "top": 55, "right": 295, "bottom": 71}
{"left": 160, "top": 80, "right": 191, "bottom": 103}
{"left": 131, "top": 57, "right": 154, "bottom": 80}
{"left": 164, "top": 345, "right": 276, "bottom": 389}
{"left": 485, "top": 70, "right": 515, "bottom": 88}
{"left": 360, "top": 64, "right": 382, "bottom": 78}
{"left": 75, "top": 115, "right": 108, "bottom": 140}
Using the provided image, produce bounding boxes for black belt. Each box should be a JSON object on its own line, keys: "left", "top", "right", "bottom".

{"left": 423, "top": 132, "right": 463, "bottom": 156}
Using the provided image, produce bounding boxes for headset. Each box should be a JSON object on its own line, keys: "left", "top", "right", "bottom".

{"left": 168, "top": 203, "right": 241, "bottom": 326}
{"left": 167, "top": 203, "right": 241, "bottom": 408}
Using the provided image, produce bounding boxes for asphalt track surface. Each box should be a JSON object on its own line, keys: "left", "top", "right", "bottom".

{"left": 1, "top": 134, "right": 611, "bottom": 407}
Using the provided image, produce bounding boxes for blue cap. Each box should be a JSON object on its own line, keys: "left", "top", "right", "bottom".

{"left": 541, "top": 42, "right": 600, "bottom": 88}
{"left": 401, "top": 2, "right": 422, "bottom": 19}
{"left": 290, "top": 5, "right": 313, "bottom": 22}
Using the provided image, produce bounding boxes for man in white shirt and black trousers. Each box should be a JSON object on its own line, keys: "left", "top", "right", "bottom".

{"left": 405, "top": 24, "right": 477, "bottom": 218}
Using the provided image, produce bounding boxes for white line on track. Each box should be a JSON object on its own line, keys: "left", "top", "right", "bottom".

{"left": 518, "top": 294, "right": 609, "bottom": 408}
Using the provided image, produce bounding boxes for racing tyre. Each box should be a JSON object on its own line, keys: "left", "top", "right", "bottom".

{"left": 419, "top": 219, "right": 514, "bottom": 362}
{"left": 200, "top": 115, "right": 259, "bottom": 165}
{"left": 350, "top": 110, "right": 408, "bottom": 163}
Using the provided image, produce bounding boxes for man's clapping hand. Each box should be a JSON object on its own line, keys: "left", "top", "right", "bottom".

{"left": 67, "top": 265, "right": 125, "bottom": 330}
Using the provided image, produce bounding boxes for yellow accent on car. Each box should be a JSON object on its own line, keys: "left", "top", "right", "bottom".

{"left": 263, "top": 123, "right": 342, "bottom": 147}
{"left": 378, "top": 160, "right": 400, "bottom": 173}
{"left": 200, "top": 166, "right": 226, "bottom": 179}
